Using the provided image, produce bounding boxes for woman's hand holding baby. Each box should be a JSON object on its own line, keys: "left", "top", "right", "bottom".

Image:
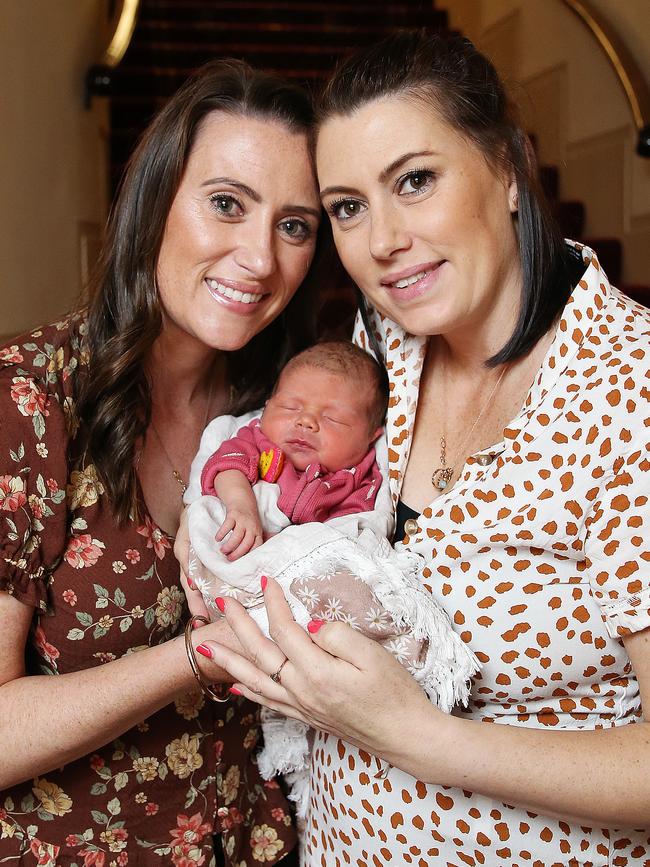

{"left": 174, "top": 508, "right": 212, "bottom": 619}
{"left": 200, "top": 576, "right": 451, "bottom": 780}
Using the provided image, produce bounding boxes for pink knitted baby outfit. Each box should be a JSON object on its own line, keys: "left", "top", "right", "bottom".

{"left": 200, "top": 418, "right": 382, "bottom": 523}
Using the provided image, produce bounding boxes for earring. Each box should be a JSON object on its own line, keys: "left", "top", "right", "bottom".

{"left": 510, "top": 191, "right": 519, "bottom": 212}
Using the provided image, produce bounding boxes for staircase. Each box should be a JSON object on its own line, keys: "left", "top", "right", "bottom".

{"left": 107, "top": 0, "right": 649, "bottom": 323}
{"left": 110, "top": 0, "right": 450, "bottom": 192}
{"left": 538, "top": 160, "right": 649, "bottom": 307}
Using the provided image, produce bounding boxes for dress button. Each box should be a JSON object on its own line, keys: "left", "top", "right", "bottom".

{"left": 217, "top": 806, "right": 229, "bottom": 817}
{"left": 477, "top": 453, "right": 494, "bottom": 466}
{"left": 404, "top": 518, "right": 419, "bottom": 536}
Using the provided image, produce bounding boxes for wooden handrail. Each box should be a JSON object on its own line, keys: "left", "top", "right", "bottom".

{"left": 562, "top": 0, "right": 650, "bottom": 157}
{"left": 85, "top": 0, "right": 140, "bottom": 105}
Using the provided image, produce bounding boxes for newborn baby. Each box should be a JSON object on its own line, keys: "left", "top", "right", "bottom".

{"left": 184, "top": 342, "right": 478, "bottom": 816}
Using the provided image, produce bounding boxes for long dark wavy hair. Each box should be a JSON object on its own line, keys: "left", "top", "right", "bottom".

{"left": 76, "top": 59, "right": 330, "bottom": 524}
{"left": 318, "top": 30, "right": 578, "bottom": 366}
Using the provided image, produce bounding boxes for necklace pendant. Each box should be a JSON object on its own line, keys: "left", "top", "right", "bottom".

{"left": 431, "top": 466, "right": 453, "bottom": 490}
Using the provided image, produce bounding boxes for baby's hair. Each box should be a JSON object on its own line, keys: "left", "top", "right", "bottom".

{"left": 281, "top": 341, "right": 389, "bottom": 431}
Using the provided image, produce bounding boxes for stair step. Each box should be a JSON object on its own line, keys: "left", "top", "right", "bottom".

{"left": 123, "top": 41, "right": 370, "bottom": 64}
{"left": 125, "top": 32, "right": 395, "bottom": 60}
{"left": 136, "top": 20, "right": 416, "bottom": 39}
{"left": 137, "top": 2, "right": 443, "bottom": 27}
{"left": 139, "top": 0, "right": 440, "bottom": 15}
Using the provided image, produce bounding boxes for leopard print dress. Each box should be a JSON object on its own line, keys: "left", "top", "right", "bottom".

{"left": 304, "top": 244, "right": 650, "bottom": 867}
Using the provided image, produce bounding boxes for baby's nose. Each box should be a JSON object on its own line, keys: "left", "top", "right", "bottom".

{"left": 296, "top": 412, "right": 318, "bottom": 430}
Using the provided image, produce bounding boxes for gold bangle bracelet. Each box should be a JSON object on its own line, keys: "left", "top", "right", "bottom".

{"left": 184, "top": 615, "right": 231, "bottom": 703}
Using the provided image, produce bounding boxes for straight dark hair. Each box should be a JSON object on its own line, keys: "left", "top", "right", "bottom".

{"left": 76, "top": 59, "right": 329, "bottom": 523}
{"left": 318, "top": 29, "right": 576, "bottom": 366}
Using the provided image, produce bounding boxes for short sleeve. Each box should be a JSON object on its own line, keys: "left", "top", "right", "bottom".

{"left": 0, "top": 363, "right": 69, "bottom": 610}
{"left": 585, "top": 448, "right": 650, "bottom": 638}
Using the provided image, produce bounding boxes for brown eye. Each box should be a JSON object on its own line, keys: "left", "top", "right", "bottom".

{"left": 329, "top": 198, "right": 366, "bottom": 222}
{"left": 398, "top": 170, "right": 434, "bottom": 196}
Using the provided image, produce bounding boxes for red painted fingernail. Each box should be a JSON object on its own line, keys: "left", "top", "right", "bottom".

{"left": 229, "top": 686, "right": 243, "bottom": 696}
{"left": 260, "top": 575, "right": 268, "bottom": 592}
{"left": 215, "top": 597, "right": 226, "bottom": 613}
{"left": 308, "top": 619, "right": 325, "bottom": 634}
{"left": 196, "top": 643, "right": 212, "bottom": 659}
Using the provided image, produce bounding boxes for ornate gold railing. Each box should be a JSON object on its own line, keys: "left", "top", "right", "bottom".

{"left": 86, "top": 0, "right": 140, "bottom": 105}
{"left": 562, "top": 0, "right": 650, "bottom": 156}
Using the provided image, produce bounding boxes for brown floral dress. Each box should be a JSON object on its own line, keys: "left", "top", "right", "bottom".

{"left": 0, "top": 314, "right": 296, "bottom": 866}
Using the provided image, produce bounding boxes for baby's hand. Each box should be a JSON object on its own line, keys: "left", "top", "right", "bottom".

{"left": 216, "top": 508, "right": 263, "bottom": 560}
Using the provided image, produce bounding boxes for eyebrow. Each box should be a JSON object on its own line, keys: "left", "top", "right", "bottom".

{"left": 379, "top": 150, "right": 437, "bottom": 182}
{"left": 320, "top": 150, "right": 438, "bottom": 199}
{"left": 285, "top": 204, "right": 322, "bottom": 220}
{"left": 202, "top": 177, "right": 260, "bottom": 201}
{"left": 202, "top": 176, "right": 320, "bottom": 220}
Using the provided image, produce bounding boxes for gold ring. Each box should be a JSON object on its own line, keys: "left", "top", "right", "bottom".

{"left": 269, "top": 657, "right": 288, "bottom": 684}
{"left": 184, "top": 615, "right": 230, "bottom": 703}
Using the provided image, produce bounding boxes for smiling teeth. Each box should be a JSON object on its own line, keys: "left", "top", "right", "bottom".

{"left": 207, "top": 279, "right": 263, "bottom": 303}
{"left": 393, "top": 270, "right": 429, "bottom": 289}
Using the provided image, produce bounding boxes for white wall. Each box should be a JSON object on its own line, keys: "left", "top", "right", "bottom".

{"left": 0, "top": 0, "right": 109, "bottom": 339}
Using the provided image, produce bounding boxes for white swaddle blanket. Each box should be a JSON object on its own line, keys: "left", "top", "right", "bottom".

{"left": 185, "top": 413, "right": 479, "bottom": 817}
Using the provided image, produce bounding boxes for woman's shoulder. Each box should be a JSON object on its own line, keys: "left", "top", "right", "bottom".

{"left": 0, "top": 310, "right": 89, "bottom": 391}
{"left": 0, "top": 314, "right": 88, "bottom": 610}
{"left": 0, "top": 310, "right": 89, "bottom": 446}
{"left": 589, "top": 283, "right": 650, "bottom": 373}
{"left": 565, "top": 260, "right": 650, "bottom": 446}
{"left": 567, "top": 245, "right": 649, "bottom": 356}
{"left": 608, "top": 285, "right": 650, "bottom": 337}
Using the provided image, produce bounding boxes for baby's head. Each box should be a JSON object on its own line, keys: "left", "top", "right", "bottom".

{"left": 261, "top": 341, "right": 388, "bottom": 472}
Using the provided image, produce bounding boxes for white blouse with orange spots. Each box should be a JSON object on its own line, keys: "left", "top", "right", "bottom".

{"left": 304, "top": 244, "right": 650, "bottom": 867}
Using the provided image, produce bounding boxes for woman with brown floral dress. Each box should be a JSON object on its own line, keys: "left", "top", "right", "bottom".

{"left": 0, "top": 59, "right": 326, "bottom": 865}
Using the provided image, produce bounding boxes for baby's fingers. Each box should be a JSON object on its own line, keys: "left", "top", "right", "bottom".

{"left": 215, "top": 517, "right": 235, "bottom": 543}
{"left": 220, "top": 525, "right": 246, "bottom": 555}
{"left": 226, "top": 529, "right": 262, "bottom": 561}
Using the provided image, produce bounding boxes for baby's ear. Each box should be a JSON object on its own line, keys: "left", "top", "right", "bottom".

{"left": 370, "top": 426, "right": 384, "bottom": 443}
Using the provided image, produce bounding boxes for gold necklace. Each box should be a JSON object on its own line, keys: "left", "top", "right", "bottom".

{"left": 149, "top": 381, "right": 214, "bottom": 496}
{"left": 431, "top": 364, "right": 508, "bottom": 491}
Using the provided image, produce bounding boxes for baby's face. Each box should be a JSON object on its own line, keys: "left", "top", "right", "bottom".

{"left": 261, "top": 365, "right": 380, "bottom": 472}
